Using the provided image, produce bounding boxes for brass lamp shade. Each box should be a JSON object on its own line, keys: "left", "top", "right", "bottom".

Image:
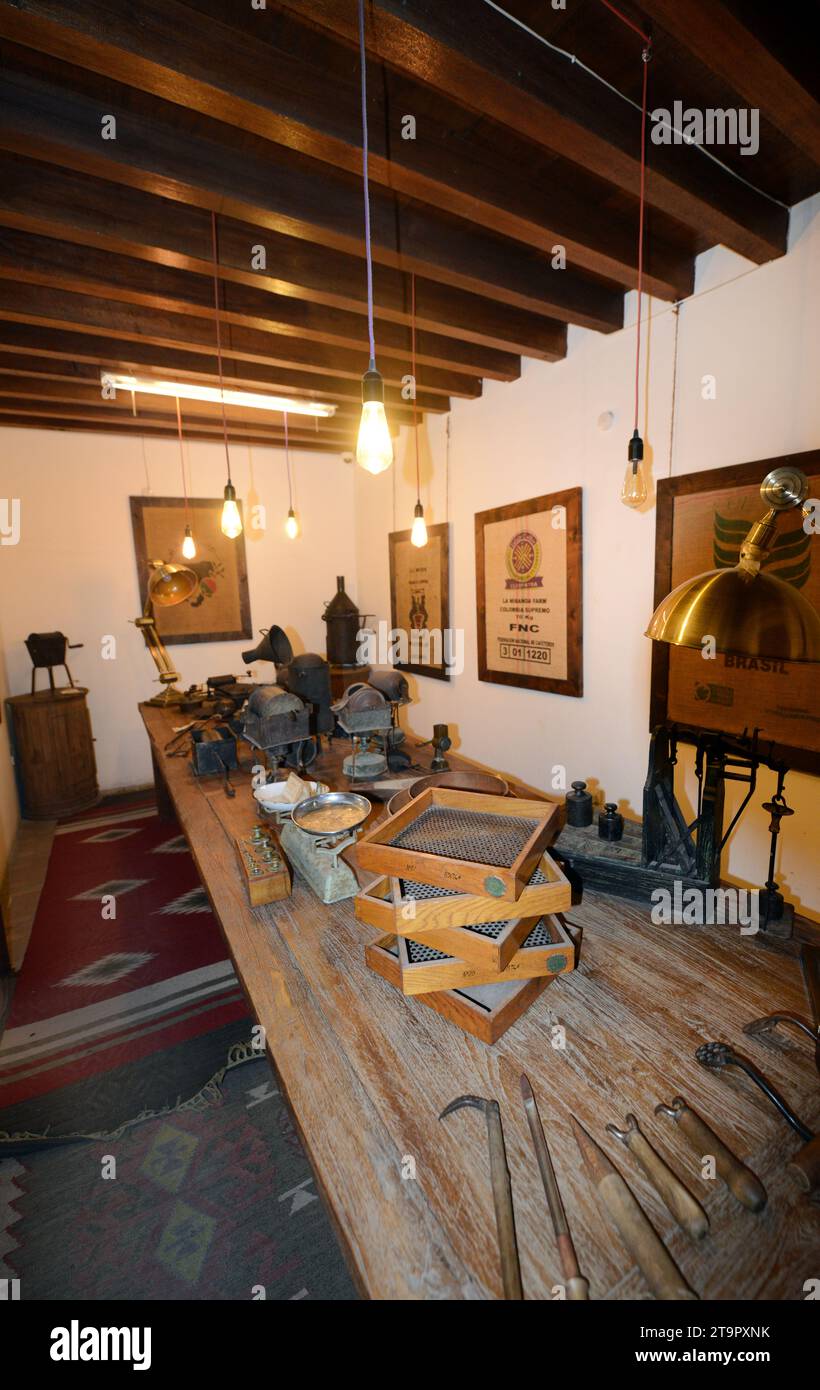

{"left": 646, "top": 566, "right": 820, "bottom": 662}
{"left": 147, "top": 561, "right": 198, "bottom": 608}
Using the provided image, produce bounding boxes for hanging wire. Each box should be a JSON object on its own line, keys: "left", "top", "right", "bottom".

{"left": 445, "top": 412, "right": 451, "bottom": 525}
{"left": 175, "top": 396, "right": 191, "bottom": 528}
{"left": 284, "top": 411, "right": 294, "bottom": 510}
{"left": 358, "top": 0, "right": 377, "bottom": 366}
{"left": 411, "top": 271, "right": 421, "bottom": 504}
{"left": 667, "top": 302, "right": 681, "bottom": 478}
{"left": 633, "top": 43, "right": 651, "bottom": 434}
{"left": 210, "top": 210, "right": 233, "bottom": 485}
{"left": 477, "top": 0, "right": 788, "bottom": 210}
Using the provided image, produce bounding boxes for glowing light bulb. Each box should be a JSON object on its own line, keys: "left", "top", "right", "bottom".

{"left": 181, "top": 524, "right": 197, "bottom": 560}
{"left": 357, "top": 367, "right": 393, "bottom": 474}
{"left": 285, "top": 507, "right": 299, "bottom": 540}
{"left": 621, "top": 428, "right": 647, "bottom": 509}
{"left": 221, "top": 481, "right": 243, "bottom": 538}
{"left": 411, "top": 501, "right": 428, "bottom": 547}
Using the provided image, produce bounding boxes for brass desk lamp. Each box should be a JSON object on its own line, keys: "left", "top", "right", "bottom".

{"left": 134, "top": 561, "right": 199, "bottom": 705}
{"left": 647, "top": 467, "right": 820, "bottom": 662}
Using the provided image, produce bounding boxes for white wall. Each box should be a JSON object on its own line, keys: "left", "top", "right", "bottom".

{"left": 0, "top": 429, "right": 357, "bottom": 825}
{"left": 355, "top": 193, "right": 820, "bottom": 921}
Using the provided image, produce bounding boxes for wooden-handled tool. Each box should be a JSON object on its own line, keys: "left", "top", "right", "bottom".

{"left": 440, "top": 1094, "right": 523, "bottom": 1300}
{"left": 520, "top": 1075, "right": 589, "bottom": 1299}
{"left": 606, "top": 1113, "right": 709, "bottom": 1242}
{"left": 571, "top": 1117, "right": 698, "bottom": 1301}
{"left": 655, "top": 1096, "right": 767, "bottom": 1212}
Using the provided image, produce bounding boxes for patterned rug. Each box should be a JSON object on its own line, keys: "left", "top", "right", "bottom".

{"left": 0, "top": 795, "right": 247, "bottom": 1114}
{"left": 0, "top": 794, "right": 358, "bottom": 1300}
{"left": 0, "top": 1046, "right": 357, "bottom": 1301}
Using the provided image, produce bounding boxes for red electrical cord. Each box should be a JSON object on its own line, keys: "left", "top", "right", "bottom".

{"left": 634, "top": 49, "right": 650, "bottom": 433}
{"left": 210, "top": 210, "right": 232, "bottom": 484}
{"left": 598, "top": 0, "right": 652, "bottom": 435}
{"left": 599, "top": 0, "right": 650, "bottom": 44}
{"left": 411, "top": 271, "right": 420, "bottom": 502}
{"left": 175, "top": 394, "right": 191, "bottom": 530}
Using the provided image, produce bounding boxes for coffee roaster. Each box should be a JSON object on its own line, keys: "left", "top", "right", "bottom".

{"left": 242, "top": 626, "right": 334, "bottom": 741}
{"left": 333, "top": 682, "right": 393, "bottom": 779}
{"left": 240, "top": 685, "right": 316, "bottom": 773}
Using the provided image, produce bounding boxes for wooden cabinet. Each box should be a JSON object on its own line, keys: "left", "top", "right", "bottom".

{"left": 6, "top": 688, "right": 99, "bottom": 819}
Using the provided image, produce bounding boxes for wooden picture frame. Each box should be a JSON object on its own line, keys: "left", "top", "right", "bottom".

{"left": 388, "top": 521, "right": 450, "bottom": 681}
{"left": 130, "top": 496, "right": 252, "bottom": 646}
{"left": 475, "top": 488, "right": 582, "bottom": 697}
{"left": 650, "top": 451, "right": 820, "bottom": 776}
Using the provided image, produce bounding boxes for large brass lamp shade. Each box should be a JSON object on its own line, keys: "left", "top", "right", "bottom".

{"left": 646, "top": 467, "right": 820, "bottom": 662}
{"left": 134, "top": 561, "right": 199, "bottom": 705}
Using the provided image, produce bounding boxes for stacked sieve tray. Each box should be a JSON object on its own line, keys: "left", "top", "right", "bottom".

{"left": 356, "top": 788, "right": 575, "bottom": 1041}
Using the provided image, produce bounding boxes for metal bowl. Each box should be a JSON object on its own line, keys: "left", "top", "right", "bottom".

{"left": 387, "top": 789, "right": 412, "bottom": 816}
{"left": 409, "top": 770, "right": 510, "bottom": 799}
{"left": 291, "top": 790, "right": 372, "bottom": 837}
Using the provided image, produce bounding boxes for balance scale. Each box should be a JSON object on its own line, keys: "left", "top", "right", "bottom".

{"left": 276, "top": 791, "right": 371, "bottom": 904}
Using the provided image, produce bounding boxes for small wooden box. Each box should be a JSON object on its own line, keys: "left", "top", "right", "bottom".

{"left": 364, "top": 934, "right": 552, "bottom": 1044}
{"left": 397, "top": 914, "right": 575, "bottom": 995}
{"left": 356, "top": 788, "right": 561, "bottom": 902}
{"left": 233, "top": 826, "right": 291, "bottom": 908}
{"left": 354, "top": 851, "right": 571, "bottom": 969}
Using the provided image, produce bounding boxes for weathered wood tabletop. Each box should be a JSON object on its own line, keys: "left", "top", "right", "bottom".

{"left": 141, "top": 704, "right": 819, "bottom": 1301}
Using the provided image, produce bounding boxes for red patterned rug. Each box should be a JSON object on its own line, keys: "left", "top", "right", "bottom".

{"left": 0, "top": 796, "right": 247, "bottom": 1109}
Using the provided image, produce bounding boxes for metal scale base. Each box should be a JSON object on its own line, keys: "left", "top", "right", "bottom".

{"left": 279, "top": 820, "right": 359, "bottom": 904}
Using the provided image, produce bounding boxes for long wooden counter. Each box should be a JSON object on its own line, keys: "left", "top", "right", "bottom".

{"left": 141, "top": 704, "right": 819, "bottom": 1300}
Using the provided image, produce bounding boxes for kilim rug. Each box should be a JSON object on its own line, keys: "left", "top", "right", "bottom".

{"left": 0, "top": 794, "right": 247, "bottom": 1121}
{"left": 0, "top": 1048, "right": 358, "bottom": 1300}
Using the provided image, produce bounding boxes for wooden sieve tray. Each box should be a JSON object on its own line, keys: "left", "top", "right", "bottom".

{"left": 356, "top": 787, "right": 561, "bottom": 902}
{"left": 396, "top": 913, "right": 576, "bottom": 995}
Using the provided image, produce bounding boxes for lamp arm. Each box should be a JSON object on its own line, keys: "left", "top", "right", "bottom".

{"left": 738, "top": 467, "right": 810, "bottom": 577}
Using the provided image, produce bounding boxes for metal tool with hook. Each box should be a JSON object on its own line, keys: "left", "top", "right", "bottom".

{"left": 439, "top": 1094, "right": 522, "bottom": 1300}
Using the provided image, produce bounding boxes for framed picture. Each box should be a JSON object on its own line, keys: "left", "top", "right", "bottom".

{"left": 475, "top": 488, "right": 583, "bottom": 697}
{"left": 649, "top": 450, "right": 820, "bottom": 776}
{"left": 388, "top": 522, "right": 451, "bottom": 680}
{"left": 130, "top": 496, "right": 252, "bottom": 645}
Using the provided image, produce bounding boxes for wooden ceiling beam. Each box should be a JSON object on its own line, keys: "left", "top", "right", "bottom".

{"left": 638, "top": 0, "right": 820, "bottom": 166}
{"left": 0, "top": 281, "right": 478, "bottom": 397}
{"left": 0, "top": 20, "right": 681, "bottom": 311}
{"left": 0, "top": 397, "right": 355, "bottom": 444}
{"left": 0, "top": 374, "right": 395, "bottom": 437}
{"left": 0, "top": 227, "right": 522, "bottom": 381}
{"left": 0, "top": 411, "right": 345, "bottom": 453}
{"left": 265, "top": 0, "right": 788, "bottom": 263}
{"left": 0, "top": 154, "right": 569, "bottom": 361}
{"left": 0, "top": 354, "right": 426, "bottom": 425}
{"left": 0, "top": 324, "right": 450, "bottom": 413}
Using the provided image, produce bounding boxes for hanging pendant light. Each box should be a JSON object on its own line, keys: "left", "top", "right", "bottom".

{"left": 621, "top": 35, "right": 652, "bottom": 510}
{"left": 355, "top": 0, "right": 392, "bottom": 475}
{"left": 283, "top": 413, "right": 300, "bottom": 539}
{"left": 175, "top": 396, "right": 197, "bottom": 559}
{"left": 409, "top": 273, "right": 427, "bottom": 546}
{"left": 210, "top": 211, "right": 243, "bottom": 538}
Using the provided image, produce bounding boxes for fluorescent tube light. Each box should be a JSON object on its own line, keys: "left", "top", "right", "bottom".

{"left": 101, "top": 373, "right": 337, "bottom": 418}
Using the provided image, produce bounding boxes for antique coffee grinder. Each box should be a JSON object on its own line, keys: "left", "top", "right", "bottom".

{"left": 25, "top": 631, "right": 84, "bottom": 693}
{"left": 242, "top": 625, "right": 334, "bottom": 745}
{"left": 332, "top": 683, "right": 393, "bottom": 780}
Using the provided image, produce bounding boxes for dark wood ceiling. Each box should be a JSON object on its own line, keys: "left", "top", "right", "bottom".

{"left": 0, "top": 0, "right": 817, "bottom": 453}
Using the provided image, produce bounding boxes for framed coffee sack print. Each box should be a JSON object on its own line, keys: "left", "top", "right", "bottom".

{"left": 388, "top": 522, "right": 450, "bottom": 680}
{"left": 130, "top": 496, "right": 252, "bottom": 645}
{"left": 650, "top": 451, "right": 820, "bottom": 775}
{"left": 475, "top": 488, "right": 583, "bottom": 697}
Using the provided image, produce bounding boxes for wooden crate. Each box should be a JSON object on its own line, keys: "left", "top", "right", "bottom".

{"left": 354, "top": 850, "right": 571, "bottom": 969}
{"left": 356, "top": 788, "right": 561, "bottom": 902}
{"left": 397, "top": 914, "right": 575, "bottom": 995}
{"left": 364, "top": 934, "right": 552, "bottom": 1044}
